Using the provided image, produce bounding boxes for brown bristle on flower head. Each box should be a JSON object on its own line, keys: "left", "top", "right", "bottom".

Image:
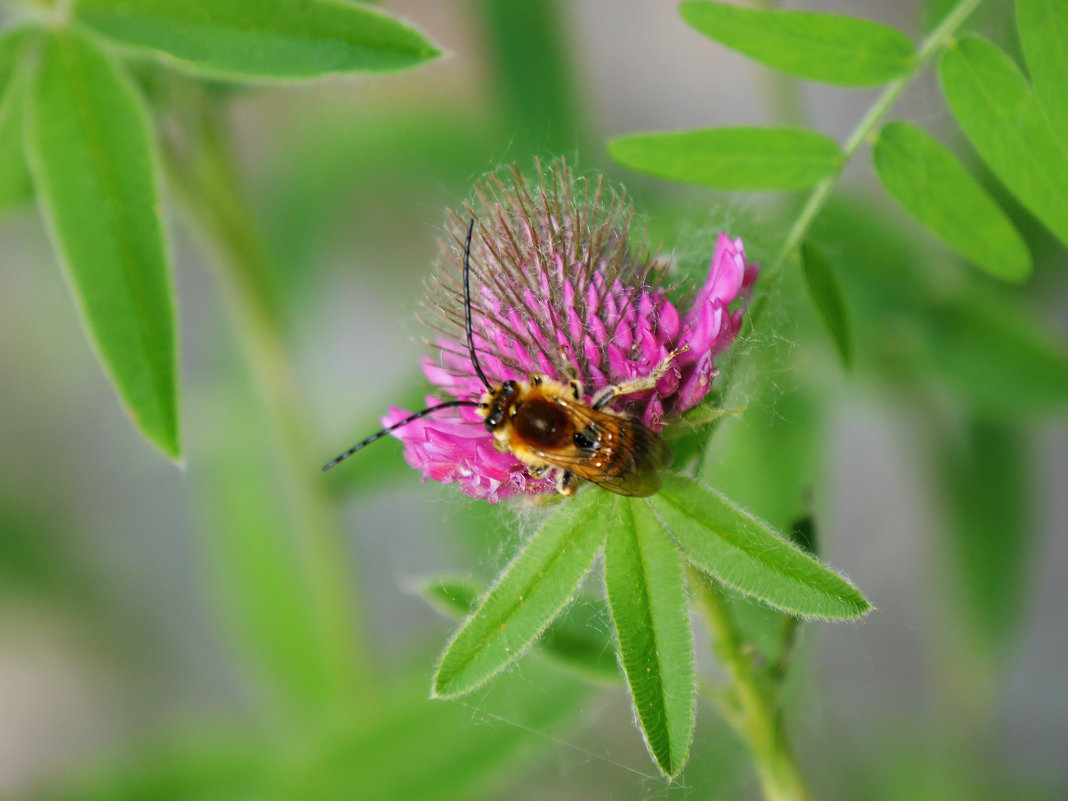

{"left": 384, "top": 158, "right": 757, "bottom": 503}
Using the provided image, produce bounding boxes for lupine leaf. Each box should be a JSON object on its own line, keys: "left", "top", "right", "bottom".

{"left": 679, "top": 1, "right": 914, "bottom": 86}
{"left": 608, "top": 127, "right": 841, "bottom": 191}
{"left": 0, "top": 26, "right": 34, "bottom": 212}
{"left": 605, "top": 499, "right": 695, "bottom": 777}
{"left": 649, "top": 475, "right": 871, "bottom": 619}
{"left": 1017, "top": 0, "right": 1068, "bottom": 146}
{"left": 72, "top": 0, "right": 441, "bottom": 82}
{"left": 939, "top": 35, "right": 1068, "bottom": 250}
{"left": 800, "top": 241, "right": 853, "bottom": 368}
{"left": 421, "top": 576, "right": 620, "bottom": 681}
{"left": 872, "top": 121, "right": 1030, "bottom": 282}
{"left": 26, "top": 29, "right": 179, "bottom": 459}
{"left": 432, "top": 489, "right": 609, "bottom": 698}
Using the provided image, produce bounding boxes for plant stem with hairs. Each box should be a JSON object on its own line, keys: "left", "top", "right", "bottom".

{"left": 694, "top": 2, "right": 982, "bottom": 797}
{"left": 692, "top": 568, "right": 810, "bottom": 801}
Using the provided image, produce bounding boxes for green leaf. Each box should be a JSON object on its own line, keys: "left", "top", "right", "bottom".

{"left": 923, "top": 291, "right": 1068, "bottom": 417}
{"left": 938, "top": 417, "right": 1033, "bottom": 658}
{"left": 649, "top": 475, "right": 871, "bottom": 619}
{"left": 813, "top": 195, "right": 1068, "bottom": 417}
{"left": 608, "top": 127, "right": 841, "bottom": 191}
{"left": 679, "top": 1, "right": 914, "bottom": 86}
{"left": 297, "top": 663, "right": 589, "bottom": 801}
{"left": 604, "top": 499, "right": 695, "bottom": 778}
{"left": 0, "top": 26, "right": 34, "bottom": 212}
{"left": 788, "top": 512, "right": 819, "bottom": 557}
{"left": 421, "top": 576, "right": 620, "bottom": 681}
{"left": 939, "top": 35, "right": 1068, "bottom": 250}
{"left": 699, "top": 337, "right": 826, "bottom": 662}
{"left": 432, "top": 489, "right": 609, "bottom": 697}
{"left": 194, "top": 383, "right": 361, "bottom": 714}
{"left": 44, "top": 663, "right": 590, "bottom": 801}
{"left": 872, "top": 121, "right": 1031, "bottom": 282}
{"left": 1017, "top": 0, "right": 1068, "bottom": 146}
{"left": 73, "top": 0, "right": 442, "bottom": 82}
{"left": 26, "top": 28, "right": 179, "bottom": 459}
{"left": 800, "top": 241, "right": 853, "bottom": 368}
{"left": 479, "top": 0, "right": 582, "bottom": 155}
{"left": 39, "top": 733, "right": 270, "bottom": 801}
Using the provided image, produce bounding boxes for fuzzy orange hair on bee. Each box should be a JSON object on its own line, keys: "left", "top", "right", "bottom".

{"left": 322, "top": 219, "right": 681, "bottom": 497}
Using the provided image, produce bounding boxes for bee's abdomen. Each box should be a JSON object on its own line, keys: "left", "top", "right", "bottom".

{"left": 512, "top": 398, "right": 572, "bottom": 449}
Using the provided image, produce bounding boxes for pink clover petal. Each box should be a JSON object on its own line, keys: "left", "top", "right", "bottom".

{"left": 639, "top": 327, "right": 660, "bottom": 365}
{"left": 641, "top": 394, "right": 665, "bottom": 431}
{"left": 712, "top": 309, "right": 745, "bottom": 356}
{"left": 657, "top": 300, "right": 681, "bottom": 341}
{"left": 605, "top": 342, "right": 631, "bottom": 383}
{"left": 675, "top": 349, "right": 716, "bottom": 412}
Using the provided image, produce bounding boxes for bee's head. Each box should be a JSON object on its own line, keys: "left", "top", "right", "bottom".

{"left": 480, "top": 380, "right": 519, "bottom": 431}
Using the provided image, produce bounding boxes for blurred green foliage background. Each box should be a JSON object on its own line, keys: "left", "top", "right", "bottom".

{"left": 0, "top": 1, "right": 1065, "bottom": 799}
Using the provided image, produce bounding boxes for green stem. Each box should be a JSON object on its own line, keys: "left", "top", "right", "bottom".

{"left": 691, "top": 569, "right": 809, "bottom": 801}
{"left": 161, "top": 85, "right": 369, "bottom": 705}
{"left": 749, "top": 0, "right": 983, "bottom": 329}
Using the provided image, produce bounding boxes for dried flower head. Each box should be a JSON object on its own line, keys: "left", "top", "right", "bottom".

{"left": 384, "top": 160, "right": 757, "bottom": 503}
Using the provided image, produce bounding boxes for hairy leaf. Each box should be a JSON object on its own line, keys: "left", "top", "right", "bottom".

{"left": 649, "top": 475, "right": 871, "bottom": 619}
{"left": 433, "top": 489, "right": 608, "bottom": 697}
{"left": 1017, "top": 0, "right": 1068, "bottom": 145}
{"left": 26, "top": 29, "right": 179, "bottom": 458}
{"left": 73, "top": 0, "right": 441, "bottom": 82}
{"left": 609, "top": 127, "right": 841, "bottom": 191}
{"left": 421, "top": 576, "right": 619, "bottom": 681}
{"left": 940, "top": 35, "right": 1068, "bottom": 250}
{"left": 605, "top": 499, "right": 695, "bottom": 777}
{"left": 873, "top": 121, "right": 1030, "bottom": 282}
{"left": 680, "top": 1, "right": 914, "bottom": 86}
{"left": 801, "top": 241, "right": 853, "bottom": 368}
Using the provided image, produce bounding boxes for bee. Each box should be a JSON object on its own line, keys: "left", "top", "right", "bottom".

{"left": 322, "top": 220, "right": 682, "bottom": 497}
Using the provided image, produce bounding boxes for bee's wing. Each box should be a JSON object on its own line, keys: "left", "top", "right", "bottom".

{"left": 529, "top": 404, "right": 673, "bottom": 498}
{"left": 588, "top": 419, "right": 672, "bottom": 497}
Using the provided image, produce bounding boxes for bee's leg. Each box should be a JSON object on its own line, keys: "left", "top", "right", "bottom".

{"left": 555, "top": 469, "right": 578, "bottom": 496}
{"left": 557, "top": 346, "right": 584, "bottom": 400}
{"left": 592, "top": 346, "right": 690, "bottom": 410}
{"left": 528, "top": 463, "right": 551, "bottom": 479}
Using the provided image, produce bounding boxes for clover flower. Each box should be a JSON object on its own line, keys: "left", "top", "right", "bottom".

{"left": 383, "top": 161, "right": 757, "bottom": 503}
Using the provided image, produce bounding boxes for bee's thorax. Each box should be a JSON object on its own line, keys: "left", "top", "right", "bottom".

{"left": 511, "top": 397, "right": 572, "bottom": 449}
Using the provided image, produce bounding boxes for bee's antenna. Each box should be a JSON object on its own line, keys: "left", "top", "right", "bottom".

{"left": 463, "top": 218, "right": 492, "bottom": 391}
{"left": 322, "top": 400, "right": 483, "bottom": 472}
